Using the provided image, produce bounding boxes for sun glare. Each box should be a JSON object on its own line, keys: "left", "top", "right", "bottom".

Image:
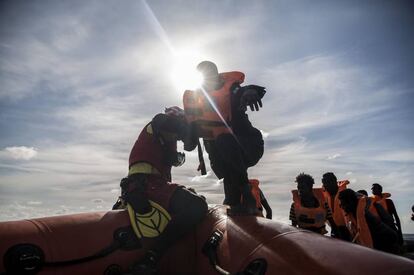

{"left": 170, "top": 49, "right": 204, "bottom": 92}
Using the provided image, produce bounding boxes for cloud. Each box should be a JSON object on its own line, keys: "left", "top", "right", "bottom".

{"left": 27, "top": 201, "right": 42, "bottom": 205}
{"left": 4, "top": 146, "right": 38, "bottom": 160}
{"left": 0, "top": 0, "right": 413, "bottom": 234}
{"left": 327, "top": 153, "right": 342, "bottom": 160}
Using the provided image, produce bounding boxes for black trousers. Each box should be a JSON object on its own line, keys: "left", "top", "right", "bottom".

{"left": 124, "top": 175, "right": 208, "bottom": 256}
{"left": 153, "top": 187, "right": 207, "bottom": 255}
{"left": 205, "top": 132, "right": 264, "bottom": 207}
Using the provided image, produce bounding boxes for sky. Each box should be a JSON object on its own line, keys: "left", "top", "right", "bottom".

{"left": 0, "top": 0, "right": 413, "bottom": 233}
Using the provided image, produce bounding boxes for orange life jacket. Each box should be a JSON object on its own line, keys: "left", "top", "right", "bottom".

{"left": 249, "top": 179, "right": 262, "bottom": 210}
{"left": 371, "top": 193, "right": 391, "bottom": 213}
{"left": 183, "top": 72, "right": 245, "bottom": 140}
{"left": 344, "top": 197, "right": 379, "bottom": 248}
{"left": 323, "top": 180, "right": 349, "bottom": 226}
{"left": 292, "top": 188, "right": 327, "bottom": 229}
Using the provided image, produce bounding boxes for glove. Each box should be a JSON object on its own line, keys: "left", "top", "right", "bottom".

{"left": 239, "top": 85, "right": 266, "bottom": 112}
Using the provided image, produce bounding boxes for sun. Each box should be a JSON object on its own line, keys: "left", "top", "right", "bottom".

{"left": 170, "top": 49, "right": 204, "bottom": 92}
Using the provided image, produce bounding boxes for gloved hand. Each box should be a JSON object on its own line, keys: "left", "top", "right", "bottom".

{"left": 239, "top": 85, "right": 266, "bottom": 111}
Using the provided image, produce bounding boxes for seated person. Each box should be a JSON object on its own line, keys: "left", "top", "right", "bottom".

{"left": 289, "top": 173, "right": 334, "bottom": 234}
{"left": 338, "top": 189, "right": 399, "bottom": 254}
{"left": 321, "top": 172, "right": 351, "bottom": 240}
{"left": 371, "top": 183, "right": 403, "bottom": 245}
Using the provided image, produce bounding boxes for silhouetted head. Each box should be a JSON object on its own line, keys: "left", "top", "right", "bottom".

{"left": 338, "top": 189, "right": 358, "bottom": 215}
{"left": 412, "top": 205, "right": 414, "bottom": 222}
{"left": 357, "top": 189, "right": 368, "bottom": 196}
{"left": 197, "top": 61, "right": 218, "bottom": 77}
{"left": 196, "top": 61, "right": 222, "bottom": 91}
{"left": 322, "top": 172, "right": 338, "bottom": 195}
{"left": 371, "top": 183, "right": 383, "bottom": 196}
{"left": 296, "top": 173, "right": 314, "bottom": 198}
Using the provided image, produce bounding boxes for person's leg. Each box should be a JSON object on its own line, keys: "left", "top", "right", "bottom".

{"left": 205, "top": 140, "right": 236, "bottom": 205}
{"left": 204, "top": 140, "right": 226, "bottom": 179}
{"left": 131, "top": 187, "right": 207, "bottom": 274}
{"left": 222, "top": 172, "right": 241, "bottom": 206}
{"left": 237, "top": 132, "right": 264, "bottom": 169}
{"left": 214, "top": 134, "right": 257, "bottom": 211}
{"left": 150, "top": 187, "right": 208, "bottom": 255}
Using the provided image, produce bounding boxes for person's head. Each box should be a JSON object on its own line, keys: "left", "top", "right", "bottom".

{"left": 197, "top": 61, "right": 219, "bottom": 79}
{"left": 412, "top": 205, "right": 414, "bottom": 222}
{"left": 196, "top": 61, "right": 221, "bottom": 90}
{"left": 296, "top": 173, "right": 314, "bottom": 198}
{"left": 338, "top": 189, "right": 358, "bottom": 215}
{"left": 152, "top": 108, "right": 187, "bottom": 168}
{"left": 371, "top": 183, "right": 383, "bottom": 196}
{"left": 322, "top": 172, "right": 338, "bottom": 194}
{"left": 161, "top": 106, "right": 187, "bottom": 141}
{"left": 357, "top": 189, "right": 368, "bottom": 196}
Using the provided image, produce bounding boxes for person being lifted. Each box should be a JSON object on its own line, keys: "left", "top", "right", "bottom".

{"left": 113, "top": 107, "right": 208, "bottom": 274}
{"left": 290, "top": 173, "right": 335, "bottom": 234}
{"left": 321, "top": 172, "right": 351, "bottom": 240}
{"left": 183, "top": 61, "right": 266, "bottom": 215}
{"left": 371, "top": 183, "right": 403, "bottom": 246}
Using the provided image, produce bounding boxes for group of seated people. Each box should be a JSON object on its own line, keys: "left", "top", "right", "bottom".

{"left": 289, "top": 172, "right": 403, "bottom": 254}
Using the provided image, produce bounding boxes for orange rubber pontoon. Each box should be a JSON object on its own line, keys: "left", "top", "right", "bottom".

{"left": 1, "top": 205, "right": 413, "bottom": 274}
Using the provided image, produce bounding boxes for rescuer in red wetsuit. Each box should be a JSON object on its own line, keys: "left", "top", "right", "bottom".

{"left": 115, "top": 107, "right": 207, "bottom": 274}
{"left": 183, "top": 61, "right": 266, "bottom": 215}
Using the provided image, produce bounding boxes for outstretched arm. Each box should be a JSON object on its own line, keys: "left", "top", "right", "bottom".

{"left": 183, "top": 122, "right": 199, "bottom": 152}
{"left": 238, "top": 85, "right": 267, "bottom": 112}
{"left": 387, "top": 199, "right": 403, "bottom": 244}
{"left": 324, "top": 202, "right": 338, "bottom": 235}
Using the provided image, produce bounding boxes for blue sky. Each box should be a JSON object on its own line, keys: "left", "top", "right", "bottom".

{"left": 1, "top": 0, "right": 413, "bottom": 232}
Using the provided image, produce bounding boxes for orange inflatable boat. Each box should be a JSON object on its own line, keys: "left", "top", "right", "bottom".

{"left": 1, "top": 205, "right": 413, "bottom": 274}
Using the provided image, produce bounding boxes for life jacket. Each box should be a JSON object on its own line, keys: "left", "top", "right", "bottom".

{"left": 292, "top": 188, "right": 327, "bottom": 230}
{"left": 344, "top": 197, "right": 379, "bottom": 248}
{"left": 248, "top": 179, "right": 262, "bottom": 210}
{"left": 129, "top": 123, "right": 176, "bottom": 180}
{"left": 183, "top": 71, "right": 245, "bottom": 140}
{"left": 323, "top": 180, "right": 349, "bottom": 226}
{"left": 371, "top": 193, "right": 391, "bottom": 213}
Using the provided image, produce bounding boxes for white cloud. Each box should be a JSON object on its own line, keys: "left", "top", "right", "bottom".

{"left": 327, "top": 153, "right": 342, "bottom": 160}
{"left": 4, "top": 146, "right": 38, "bottom": 160}
{"left": 27, "top": 201, "right": 43, "bottom": 205}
